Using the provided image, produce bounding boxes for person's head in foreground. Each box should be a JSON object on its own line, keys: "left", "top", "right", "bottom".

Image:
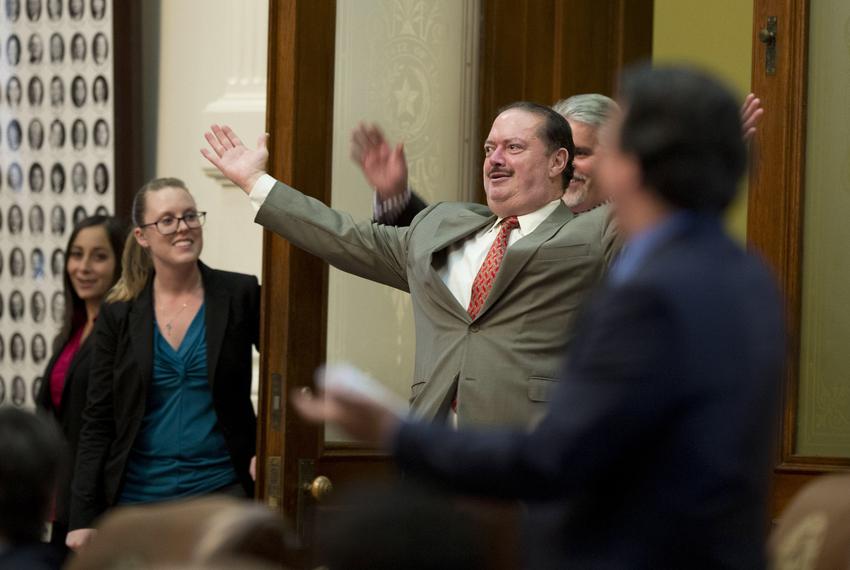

{"left": 0, "top": 407, "right": 66, "bottom": 545}
{"left": 597, "top": 63, "right": 746, "bottom": 237}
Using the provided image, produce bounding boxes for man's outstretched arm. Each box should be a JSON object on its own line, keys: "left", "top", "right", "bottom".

{"left": 202, "top": 124, "right": 412, "bottom": 291}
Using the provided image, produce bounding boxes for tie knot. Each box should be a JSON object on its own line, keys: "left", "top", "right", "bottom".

{"left": 501, "top": 216, "right": 519, "bottom": 232}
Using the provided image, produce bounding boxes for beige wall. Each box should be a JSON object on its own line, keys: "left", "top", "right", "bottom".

{"left": 154, "top": 0, "right": 266, "bottom": 278}
{"left": 653, "top": 0, "right": 754, "bottom": 241}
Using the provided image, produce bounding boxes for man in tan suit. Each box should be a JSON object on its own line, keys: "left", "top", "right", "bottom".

{"left": 202, "top": 102, "right": 612, "bottom": 428}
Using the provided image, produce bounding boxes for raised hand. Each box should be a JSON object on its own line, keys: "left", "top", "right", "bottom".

{"left": 293, "top": 386, "right": 400, "bottom": 447}
{"left": 350, "top": 123, "right": 408, "bottom": 200}
{"left": 740, "top": 93, "right": 763, "bottom": 142}
{"left": 201, "top": 125, "right": 269, "bottom": 194}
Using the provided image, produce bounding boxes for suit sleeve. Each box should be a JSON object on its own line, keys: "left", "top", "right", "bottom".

{"left": 392, "top": 285, "right": 679, "bottom": 501}
{"left": 602, "top": 209, "right": 624, "bottom": 267}
{"left": 373, "top": 191, "right": 429, "bottom": 227}
{"left": 255, "top": 181, "right": 414, "bottom": 292}
{"left": 69, "top": 305, "right": 119, "bottom": 529}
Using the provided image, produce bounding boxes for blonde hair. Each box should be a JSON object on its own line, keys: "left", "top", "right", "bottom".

{"left": 106, "top": 177, "right": 190, "bottom": 302}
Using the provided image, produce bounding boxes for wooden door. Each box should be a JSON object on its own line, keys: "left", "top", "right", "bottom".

{"left": 748, "top": 0, "right": 850, "bottom": 517}
{"left": 254, "top": 0, "right": 654, "bottom": 563}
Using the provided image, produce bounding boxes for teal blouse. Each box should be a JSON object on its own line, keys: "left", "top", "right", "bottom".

{"left": 119, "top": 305, "right": 237, "bottom": 504}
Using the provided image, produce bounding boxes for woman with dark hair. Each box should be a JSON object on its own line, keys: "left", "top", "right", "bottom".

{"left": 35, "top": 215, "right": 127, "bottom": 558}
{"left": 68, "top": 178, "right": 259, "bottom": 551}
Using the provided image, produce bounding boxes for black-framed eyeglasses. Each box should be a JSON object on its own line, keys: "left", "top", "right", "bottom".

{"left": 139, "top": 211, "right": 207, "bottom": 236}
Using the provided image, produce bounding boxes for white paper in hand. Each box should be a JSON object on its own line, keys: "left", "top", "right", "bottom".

{"left": 316, "top": 363, "right": 409, "bottom": 418}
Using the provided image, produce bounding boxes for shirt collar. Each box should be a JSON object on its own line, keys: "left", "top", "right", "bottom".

{"left": 609, "top": 210, "right": 694, "bottom": 284}
{"left": 491, "top": 198, "right": 562, "bottom": 236}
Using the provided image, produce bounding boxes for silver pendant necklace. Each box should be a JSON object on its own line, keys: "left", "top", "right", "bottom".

{"left": 164, "top": 302, "right": 190, "bottom": 336}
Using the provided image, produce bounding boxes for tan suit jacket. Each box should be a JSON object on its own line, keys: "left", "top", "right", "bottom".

{"left": 257, "top": 181, "right": 617, "bottom": 427}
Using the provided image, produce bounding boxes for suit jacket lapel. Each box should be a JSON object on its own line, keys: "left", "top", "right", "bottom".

{"left": 474, "top": 203, "right": 574, "bottom": 320}
{"left": 129, "top": 281, "right": 155, "bottom": 392}
{"left": 428, "top": 209, "right": 497, "bottom": 320}
{"left": 201, "top": 264, "right": 228, "bottom": 390}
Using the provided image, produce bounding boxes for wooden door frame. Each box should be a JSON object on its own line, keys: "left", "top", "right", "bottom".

{"left": 257, "top": 0, "right": 396, "bottom": 529}
{"left": 256, "top": 0, "right": 337, "bottom": 514}
{"left": 748, "top": 0, "right": 850, "bottom": 516}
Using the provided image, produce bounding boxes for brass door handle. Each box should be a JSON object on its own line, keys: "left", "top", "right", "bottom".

{"left": 759, "top": 27, "right": 776, "bottom": 45}
{"left": 303, "top": 475, "right": 333, "bottom": 501}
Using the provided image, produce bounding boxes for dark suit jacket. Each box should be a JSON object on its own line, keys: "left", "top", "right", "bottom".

{"left": 69, "top": 263, "right": 260, "bottom": 530}
{"left": 373, "top": 191, "right": 428, "bottom": 227}
{"left": 393, "top": 215, "right": 785, "bottom": 569}
{"left": 36, "top": 334, "right": 94, "bottom": 532}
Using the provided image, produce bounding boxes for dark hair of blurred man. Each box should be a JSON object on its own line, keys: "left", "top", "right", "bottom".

{"left": 0, "top": 408, "right": 67, "bottom": 569}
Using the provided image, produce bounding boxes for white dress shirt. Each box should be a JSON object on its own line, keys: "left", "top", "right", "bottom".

{"left": 250, "top": 174, "right": 561, "bottom": 309}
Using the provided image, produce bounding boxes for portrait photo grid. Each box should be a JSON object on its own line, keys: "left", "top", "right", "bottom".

{"left": 0, "top": 0, "right": 114, "bottom": 408}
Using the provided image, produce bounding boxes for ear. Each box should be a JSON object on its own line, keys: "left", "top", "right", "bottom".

{"left": 133, "top": 226, "right": 149, "bottom": 249}
{"left": 549, "top": 147, "right": 568, "bottom": 179}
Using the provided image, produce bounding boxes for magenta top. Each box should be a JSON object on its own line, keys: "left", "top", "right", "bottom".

{"left": 50, "top": 326, "right": 85, "bottom": 409}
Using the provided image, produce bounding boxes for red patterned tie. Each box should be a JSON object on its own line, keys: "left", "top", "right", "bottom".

{"left": 467, "top": 216, "right": 519, "bottom": 319}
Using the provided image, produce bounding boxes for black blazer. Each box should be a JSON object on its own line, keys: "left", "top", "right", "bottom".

{"left": 36, "top": 335, "right": 94, "bottom": 530}
{"left": 393, "top": 216, "right": 785, "bottom": 569}
{"left": 70, "top": 263, "right": 260, "bottom": 530}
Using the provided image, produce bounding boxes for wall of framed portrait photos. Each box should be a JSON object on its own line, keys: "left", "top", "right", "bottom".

{"left": 0, "top": 0, "right": 121, "bottom": 408}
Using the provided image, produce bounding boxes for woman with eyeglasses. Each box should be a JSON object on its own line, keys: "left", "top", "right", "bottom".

{"left": 66, "top": 178, "right": 260, "bottom": 551}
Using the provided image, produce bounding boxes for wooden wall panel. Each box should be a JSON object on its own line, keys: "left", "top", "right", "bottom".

{"left": 477, "top": 0, "right": 653, "bottom": 202}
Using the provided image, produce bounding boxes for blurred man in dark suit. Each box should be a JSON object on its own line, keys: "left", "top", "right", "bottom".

{"left": 295, "top": 65, "right": 785, "bottom": 569}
